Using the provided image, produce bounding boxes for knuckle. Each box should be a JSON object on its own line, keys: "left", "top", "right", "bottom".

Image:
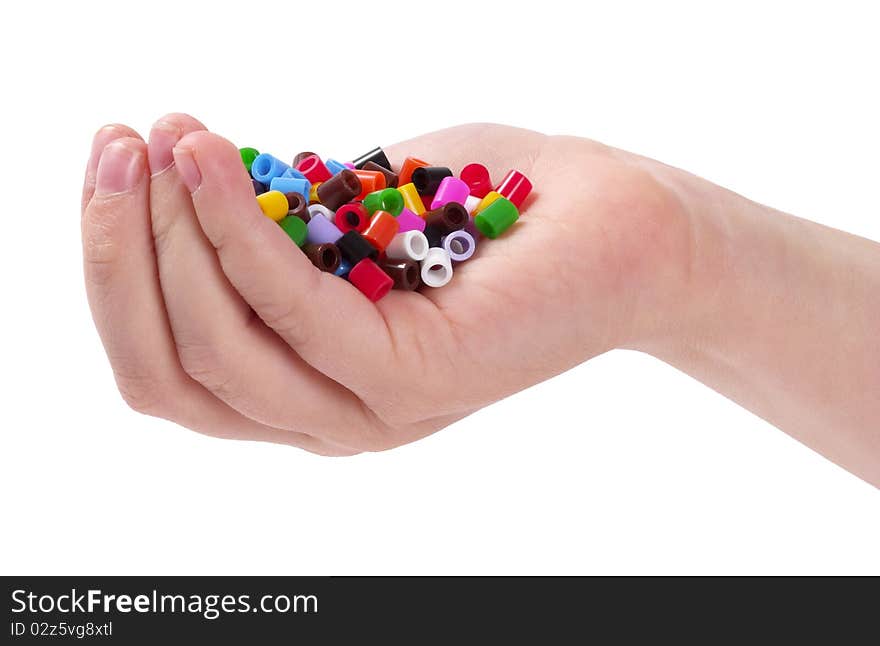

{"left": 114, "top": 371, "right": 169, "bottom": 417}
{"left": 175, "top": 338, "right": 237, "bottom": 398}
{"left": 82, "top": 200, "right": 126, "bottom": 287}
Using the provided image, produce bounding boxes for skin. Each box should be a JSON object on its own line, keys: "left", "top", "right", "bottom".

{"left": 81, "top": 115, "right": 880, "bottom": 486}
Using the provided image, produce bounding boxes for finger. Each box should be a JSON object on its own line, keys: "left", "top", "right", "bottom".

{"left": 172, "top": 131, "right": 396, "bottom": 404}
{"left": 149, "top": 116, "right": 376, "bottom": 448}
{"left": 83, "top": 135, "right": 343, "bottom": 454}
{"left": 82, "top": 123, "right": 142, "bottom": 215}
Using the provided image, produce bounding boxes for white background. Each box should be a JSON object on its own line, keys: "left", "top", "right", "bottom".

{"left": 1, "top": 1, "right": 877, "bottom": 574}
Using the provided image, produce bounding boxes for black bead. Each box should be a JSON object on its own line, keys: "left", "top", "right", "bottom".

{"left": 336, "top": 230, "right": 379, "bottom": 265}
{"left": 411, "top": 166, "right": 453, "bottom": 195}
{"left": 352, "top": 147, "right": 391, "bottom": 171}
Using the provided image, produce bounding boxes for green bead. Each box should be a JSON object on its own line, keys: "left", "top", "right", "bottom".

{"left": 474, "top": 197, "right": 518, "bottom": 239}
{"left": 279, "top": 215, "right": 308, "bottom": 247}
{"left": 239, "top": 147, "right": 260, "bottom": 172}
{"left": 362, "top": 188, "right": 404, "bottom": 216}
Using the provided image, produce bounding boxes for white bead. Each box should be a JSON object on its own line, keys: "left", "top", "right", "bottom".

{"left": 385, "top": 231, "right": 429, "bottom": 262}
{"left": 420, "top": 248, "right": 453, "bottom": 288}
{"left": 308, "top": 204, "right": 335, "bottom": 220}
{"left": 464, "top": 194, "right": 482, "bottom": 215}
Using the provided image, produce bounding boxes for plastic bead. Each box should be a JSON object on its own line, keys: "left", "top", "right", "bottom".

{"left": 398, "top": 157, "right": 429, "bottom": 187}
{"left": 420, "top": 248, "right": 453, "bottom": 288}
{"left": 362, "top": 161, "right": 398, "bottom": 188}
{"left": 363, "top": 188, "right": 404, "bottom": 216}
{"left": 396, "top": 208, "right": 426, "bottom": 233}
{"left": 398, "top": 182, "right": 426, "bottom": 216}
{"left": 251, "top": 154, "right": 291, "bottom": 184}
{"left": 430, "top": 176, "right": 470, "bottom": 209}
{"left": 269, "top": 177, "right": 311, "bottom": 202}
{"left": 309, "top": 182, "right": 322, "bottom": 204}
{"left": 382, "top": 260, "right": 421, "bottom": 291}
{"left": 363, "top": 210, "right": 399, "bottom": 251}
{"left": 281, "top": 167, "right": 307, "bottom": 180}
{"left": 352, "top": 147, "right": 392, "bottom": 171}
{"left": 442, "top": 230, "right": 476, "bottom": 261}
{"left": 296, "top": 154, "right": 333, "bottom": 183}
{"left": 335, "top": 203, "right": 370, "bottom": 233}
{"left": 495, "top": 169, "right": 532, "bottom": 208}
{"left": 348, "top": 258, "right": 393, "bottom": 301}
{"left": 307, "top": 204, "right": 335, "bottom": 221}
{"left": 317, "top": 170, "right": 362, "bottom": 211}
{"left": 463, "top": 194, "right": 481, "bottom": 215}
{"left": 385, "top": 231, "right": 429, "bottom": 262}
{"left": 474, "top": 196, "right": 518, "bottom": 239}
{"left": 256, "top": 190, "right": 289, "bottom": 222}
{"left": 285, "top": 192, "right": 309, "bottom": 220}
{"left": 303, "top": 243, "right": 341, "bottom": 273}
{"left": 292, "top": 151, "right": 317, "bottom": 167}
{"left": 412, "top": 166, "right": 453, "bottom": 195}
{"left": 353, "top": 170, "right": 386, "bottom": 200}
{"left": 279, "top": 215, "right": 308, "bottom": 247}
{"left": 343, "top": 162, "right": 356, "bottom": 169}
{"left": 460, "top": 163, "right": 493, "bottom": 198}
{"left": 336, "top": 230, "right": 378, "bottom": 265}
{"left": 240, "top": 147, "right": 259, "bottom": 173}
{"left": 333, "top": 258, "right": 352, "bottom": 277}
{"left": 325, "top": 159, "right": 348, "bottom": 175}
{"left": 252, "top": 179, "right": 268, "bottom": 195}
{"left": 473, "top": 190, "right": 503, "bottom": 215}
{"left": 424, "top": 202, "right": 469, "bottom": 233}
{"left": 306, "top": 212, "right": 343, "bottom": 244}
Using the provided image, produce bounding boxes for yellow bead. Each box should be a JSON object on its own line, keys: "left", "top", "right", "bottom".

{"left": 256, "top": 190, "right": 289, "bottom": 222}
{"left": 398, "top": 182, "right": 425, "bottom": 216}
{"left": 473, "top": 190, "right": 503, "bottom": 216}
{"left": 309, "top": 182, "right": 323, "bottom": 204}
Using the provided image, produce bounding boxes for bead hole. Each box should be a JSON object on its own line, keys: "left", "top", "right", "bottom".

{"left": 322, "top": 249, "right": 336, "bottom": 267}
{"left": 409, "top": 235, "right": 428, "bottom": 257}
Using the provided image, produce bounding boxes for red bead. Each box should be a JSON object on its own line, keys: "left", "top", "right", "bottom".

{"left": 460, "top": 163, "right": 493, "bottom": 198}
{"left": 335, "top": 202, "right": 370, "bottom": 233}
{"left": 495, "top": 169, "right": 532, "bottom": 208}
{"left": 348, "top": 258, "right": 393, "bottom": 301}
{"left": 296, "top": 154, "right": 332, "bottom": 183}
{"left": 353, "top": 170, "right": 386, "bottom": 200}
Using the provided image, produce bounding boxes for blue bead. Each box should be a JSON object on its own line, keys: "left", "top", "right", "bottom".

{"left": 281, "top": 167, "right": 307, "bottom": 180}
{"left": 325, "top": 159, "right": 348, "bottom": 176}
{"left": 251, "top": 154, "right": 290, "bottom": 184}
{"left": 269, "top": 177, "right": 311, "bottom": 201}
{"left": 334, "top": 258, "right": 352, "bottom": 277}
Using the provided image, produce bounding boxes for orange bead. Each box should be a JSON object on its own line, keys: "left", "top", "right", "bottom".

{"left": 363, "top": 210, "right": 400, "bottom": 252}
{"left": 397, "top": 156, "right": 429, "bottom": 187}
{"left": 353, "top": 170, "right": 386, "bottom": 200}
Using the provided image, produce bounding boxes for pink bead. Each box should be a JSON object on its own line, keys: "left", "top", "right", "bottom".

{"left": 396, "top": 208, "right": 426, "bottom": 233}
{"left": 430, "top": 177, "right": 470, "bottom": 210}
{"left": 495, "top": 170, "right": 532, "bottom": 209}
{"left": 343, "top": 162, "right": 356, "bottom": 169}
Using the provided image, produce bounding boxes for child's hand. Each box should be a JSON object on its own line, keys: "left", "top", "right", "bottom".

{"left": 81, "top": 114, "right": 691, "bottom": 455}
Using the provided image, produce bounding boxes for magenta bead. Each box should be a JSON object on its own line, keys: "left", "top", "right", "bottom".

{"left": 396, "top": 208, "right": 426, "bottom": 233}
{"left": 430, "top": 176, "right": 470, "bottom": 210}
{"left": 343, "top": 162, "right": 356, "bottom": 169}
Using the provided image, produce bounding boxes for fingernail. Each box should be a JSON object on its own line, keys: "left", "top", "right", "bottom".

{"left": 87, "top": 125, "right": 125, "bottom": 180}
{"left": 172, "top": 146, "right": 202, "bottom": 192}
{"left": 95, "top": 141, "right": 144, "bottom": 196}
{"left": 148, "top": 121, "right": 181, "bottom": 175}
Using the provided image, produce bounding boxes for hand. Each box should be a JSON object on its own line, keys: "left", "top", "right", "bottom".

{"left": 81, "top": 115, "right": 692, "bottom": 455}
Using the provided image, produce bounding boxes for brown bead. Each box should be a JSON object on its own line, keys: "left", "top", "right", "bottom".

{"left": 303, "top": 243, "right": 341, "bottom": 273}
{"left": 316, "top": 170, "right": 362, "bottom": 211}
{"left": 382, "top": 260, "right": 421, "bottom": 291}
{"left": 424, "top": 202, "right": 468, "bottom": 234}
{"left": 292, "top": 151, "right": 317, "bottom": 168}
{"left": 362, "top": 161, "right": 399, "bottom": 188}
{"left": 285, "top": 192, "right": 309, "bottom": 221}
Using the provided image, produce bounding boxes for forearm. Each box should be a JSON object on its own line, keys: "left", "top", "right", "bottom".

{"left": 640, "top": 167, "right": 880, "bottom": 485}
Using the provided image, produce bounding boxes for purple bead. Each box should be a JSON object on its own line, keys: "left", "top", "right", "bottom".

{"left": 396, "top": 208, "right": 426, "bottom": 233}
{"left": 306, "top": 213, "right": 343, "bottom": 245}
{"left": 442, "top": 230, "right": 476, "bottom": 262}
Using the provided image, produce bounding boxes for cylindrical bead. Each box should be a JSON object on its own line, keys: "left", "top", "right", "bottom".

{"left": 396, "top": 208, "right": 426, "bottom": 233}
{"left": 296, "top": 153, "right": 333, "bottom": 183}
{"left": 398, "top": 182, "right": 426, "bottom": 216}
{"left": 285, "top": 192, "right": 309, "bottom": 219}
{"left": 430, "top": 176, "right": 470, "bottom": 209}
{"left": 363, "top": 210, "right": 399, "bottom": 252}
{"left": 292, "top": 151, "right": 317, "bottom": 167}
{"left": 269, "top": 176, "right": 311, "bottom": 201}
{"left": 281, "top": 167, "right": 307, "bottom": 180}
{"left": 307, "top": 204, "right": 335, "bottom": 221}
{"left": 385, "top": 230, "right": 429, "bottom": 262}
{"left": 411, "top": 166, "right": 453, "bottom": 195}
{"left": 473, "top": 190, "right": 503, "bottom": 215}
{"left": 382, "top": 260, "right": 421, "bottom": 291}
{"left": 495, "top": 169, "right": 532, "bottom": 208}
{"left": 398, "top": 157, "right": 429, "bottom": 186}
{"left": 316, "top": 169, "right": 362, "bottom": 211}
{"left": 336, "top": 230, "right": 378, "bottom": 265}
{"left": 442, "top": 230, "right": 476, "bottom": 262}
{"left": 306, "top": 212, "right": 343, "bottom": 244}
{"left": 353, "top": 170, "right": 386, "bottom": 199}
{"left": 240, "top": 147, "right": 259, "bottom": 173}
{"left": 335, "top": 202, "right": 370, "bottom": 233}
{"left": 424, "top": 202, "right": 469, "bottom": 233}
{"left": 463, "top": 194, "right": 482, "bottom": 215}
{"left": 348, "top": 258, "right": 393, "bottom": 301}
{"left": 279, "top": 215, "right": 308, "bottom": 247}
{"left": 474, "top": 196, "right": 519, "bottom": 239}
{"left": 333, "top": 258, "right": 352, "bottom": 277}
{"left": 352, "top": 147, "right": 392, "bottom": 171}
{"left": 459, "top": 163, "right": 493, "bottom": 198}
{"left": 256, "top": 190, "right": 289, "bottom": 222}
{"left": 325, "top": 159, "right": 348, "bottom": 175}
{"left": 362, "top": 188, "right": 404, "bottom": 216}
{"left": 420, "top": 248, "right": 453, "bottom": 288}
{"left": 303, "top": 243, "right": 341, "bottom": 273}
{"left": 362, "top": 161, "right": 399, "bottom": 188}
{"left": 251, "top": 153, "right": 291, "bottom": 184}
{"left": 309, "top": 182, "right": 322, "bottom": 204}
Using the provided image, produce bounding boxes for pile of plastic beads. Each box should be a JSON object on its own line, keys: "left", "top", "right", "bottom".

{"left": 240, "top": 145, "right": 532, "bottom": 301}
